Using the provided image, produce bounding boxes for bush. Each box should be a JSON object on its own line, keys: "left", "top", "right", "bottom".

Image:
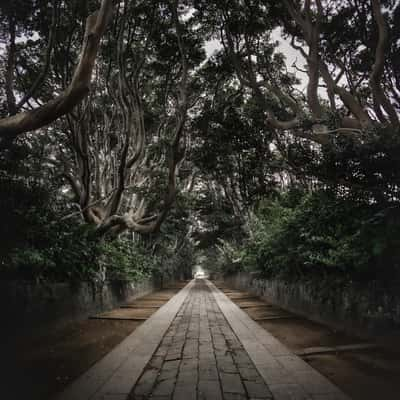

{"left": 237, "top": 189, "right": 400, "bottom": 283}
{"left": 5, "top": 222, "right": 158, "bottom": 283}
{"left": 99, "top": 238, "right": 156, "bottom": 282}
{"left": 0, "top": 177, "right": 156, "bottom": 283}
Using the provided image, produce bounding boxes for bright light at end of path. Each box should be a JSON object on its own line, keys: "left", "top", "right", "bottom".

{"left": 193, "top": 265, "right": 207, "bottom": 279}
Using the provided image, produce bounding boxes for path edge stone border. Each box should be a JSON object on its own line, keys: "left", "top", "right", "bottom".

{"left": 207, "top": 280, "right": 351, "bottom": 400}
{"left": 56, "top": 280, "right": 195, "bottom": 400}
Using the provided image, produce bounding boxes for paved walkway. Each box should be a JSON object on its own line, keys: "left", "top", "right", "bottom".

{"left": 209, "top": 281, "right": 350, "bottom": 400}
{"left": 131, "top": 279, "right": 271, "bottom": 399}
{"left": 57, "top": 279, "right": 350, "bottom": 400}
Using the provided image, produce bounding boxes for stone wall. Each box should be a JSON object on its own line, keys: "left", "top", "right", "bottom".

{"left": 224, "top": 272, "right": 400, "bottom": 338}
{"left": 0, "top": 276, "right": 167, "bottom": 339}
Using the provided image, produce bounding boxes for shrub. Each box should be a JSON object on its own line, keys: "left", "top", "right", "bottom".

{"left": 0, "top": 177, "right": 157, "bottom": 283}
{"left": 238, "top": 189, "right": 400, "bottom": 283}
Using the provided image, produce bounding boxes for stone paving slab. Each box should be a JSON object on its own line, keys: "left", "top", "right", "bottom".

{"left": 225, "top": 294, "right": 258, "bottom": 300}
{"left": 122, "top": 300, "right": 167, "bottom": 308}
{"left": 131, "top": 279, "right": 273, "bottom": 400}
{"left": 295, "top": 343, "right": 377, "bottom": 357}
{"left": 207, "top": 281, "right": 351, "bottom": 400}
{"left": 90, "top": 308, "right": 155, "bottom": 320}
{"left": 56, "top": 280, "right": 195, "bottom": 400}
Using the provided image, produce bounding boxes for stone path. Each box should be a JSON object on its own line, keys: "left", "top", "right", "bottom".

{"left": 209, "top": 281, "right": 350, "bottom": 400}
{"left": 131, "top": 279, "right": 272, "bottom": 400}
{"left": 57, "top": 279, "right": 350, "bottom": 400}
{"left": 57, "top": 281, "right": 195, "bottom": 400}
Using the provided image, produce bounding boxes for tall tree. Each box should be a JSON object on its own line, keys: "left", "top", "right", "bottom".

{"left": 0, "top": 0, "right": 114, "bottom": 145}
{"left": 195, "top": 0, "right": 400, "bottom": 145}
{"left": 49, "top": 0, "right": 205, "bottom": 236}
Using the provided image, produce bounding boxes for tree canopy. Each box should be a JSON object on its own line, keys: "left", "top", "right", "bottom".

{"left": 1, "top": 0, "right": 399, "bottom": 284}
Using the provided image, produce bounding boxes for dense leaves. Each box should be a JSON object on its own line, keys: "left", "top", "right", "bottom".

{"left": 1, "top": 1, "right": 400, "bottom": 287}
{"left": 0, "top": 171, "right": 152, "bottom": 282}
{"left": 238, "top": 190, "right": 400, "bottom": 282}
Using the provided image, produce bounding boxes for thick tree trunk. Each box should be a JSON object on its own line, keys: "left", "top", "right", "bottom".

{"left": 0, "top": 0, "right": 113, "bottom": 143}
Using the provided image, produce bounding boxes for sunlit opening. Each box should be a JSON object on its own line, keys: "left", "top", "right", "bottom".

{"left": 193, "top": 265, "right": 208, "bottom": 279}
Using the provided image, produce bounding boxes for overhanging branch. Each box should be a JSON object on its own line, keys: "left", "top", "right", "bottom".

{"left": 0, "top": 0, "right": 114, "bottom": 143}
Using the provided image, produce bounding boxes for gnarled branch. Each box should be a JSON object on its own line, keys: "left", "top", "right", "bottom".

{"left": 0, "top": 0, "right": 114, "bottom": 143}
{"left": 370, "top": 0, "right": 399, "bottom": 126}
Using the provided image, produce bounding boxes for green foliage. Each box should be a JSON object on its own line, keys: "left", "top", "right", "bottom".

{"left": 192, "top": 60, "right": 282, "bottom": 205}
{"left": 152, "top": 205, "right": 197, "bottom": 281}
{"left": 0, "top": 170, "right": 156, "bottom": 283}
{"left": 3, "top": 210, "right": 156, "bottom": 283}
{"left": 215, "top": 239, "right": 244, "bottom": 275}
{"left": 98, "top": 238, "right": 156, "bottom": 282}
{"left": 229, "top": 189, "right": 400, "bottom": 283}
{"left": 0, "top": 137, "right": 197, "bottom": 284}
{"left": 2, "top": 0, "right": 400, "bottom": 290}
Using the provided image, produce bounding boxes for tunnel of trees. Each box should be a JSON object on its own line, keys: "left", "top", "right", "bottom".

{"left": 1, "top": 0, "right": 400, "bottom": 289}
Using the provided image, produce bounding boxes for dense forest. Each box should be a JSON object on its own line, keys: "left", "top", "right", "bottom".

{"left": 1, "top": 0, "right": 399, "bottom": 288}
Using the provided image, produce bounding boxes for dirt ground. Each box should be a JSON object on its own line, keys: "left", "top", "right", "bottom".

{"left": 223, "top": 288, "right": 400, "bottom": 400}
{"left": 0, "top": 285, "right": 186, "bottom": 400}
{"left": 259, "top": 318, "right": 358, "bottom": 350}
{"left": 1, "top": 318, "right": 142, "bottom": 400}
{"left": 260, "top": 319, "right": 400, "bottom": 399}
